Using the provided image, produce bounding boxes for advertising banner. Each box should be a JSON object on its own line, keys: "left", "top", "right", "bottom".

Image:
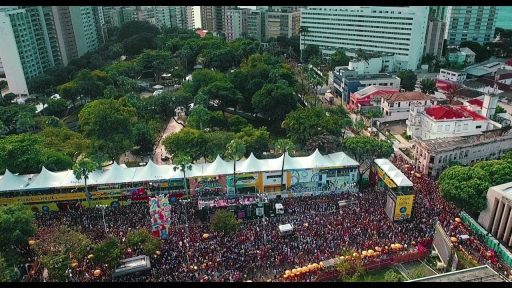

{"left": 393, "top": 195, "right": 415, "bottom": 220}
{"left": 149, "top": 195, "right": 171, "bottom": 239}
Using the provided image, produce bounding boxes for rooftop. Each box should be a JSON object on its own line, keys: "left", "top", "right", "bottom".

{"left": 466, "top": 98, "right": 483, "bottom": 108}
{"left": 409, "top": 265, "right": 506, "bottom": 282}
{"left": 424, "top": 105, "right": 487, "bottom": 121}
{"left": 418, "top": 133, "right": 512, "bottom": 153}
{"left": 382, "top": 91, "right": 434, "bottom": 103}
{"left": 460, "top": 47, "right": 476, "bottom": 56}
{"left": 351, "top": 85, "right": 399, "bottom": 99}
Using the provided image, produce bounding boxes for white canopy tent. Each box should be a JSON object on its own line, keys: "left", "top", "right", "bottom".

{"left": 374, "top": 158, "right": 413, "bottom": 187}
{"left": 96, "top": 163, "right": 138, "bottom": 185}
{"left": 0, "top": 169, "right": 31, "bottom": 192}
{"left": 2, "top": 151, "right": 360, "bottom": 192}
{"left": 131, "top": 160, "right": 174, "bottom": 182}
{"left": 26, "top": 167, "right": 69, "bottom": 190}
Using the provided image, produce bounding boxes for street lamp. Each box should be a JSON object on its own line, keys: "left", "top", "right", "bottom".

{"left": 97, "top": 205, "right": 108, "bottom": 235}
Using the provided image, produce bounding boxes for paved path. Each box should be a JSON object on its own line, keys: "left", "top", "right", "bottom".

{"left": 153, "top": 116, "right": 185, "bottom": 164}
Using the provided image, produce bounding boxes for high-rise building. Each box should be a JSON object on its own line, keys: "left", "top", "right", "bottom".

{"left": 247, "top": 8, "right": 266, "bottom": 41}
{"left": 200, "top": 6, "right": 235, "bottom": 35}
{"left": 424, "top": 20, "right": 446, "bottom": 57}
{"left": 154, "top": 6, "right": 172, "bottom": 28}
{"left": 300, "top": 6, "right": 429, "bottom": 71}
{"left": 224, "top": 8, "right": 243, "bottom": 41}
{"left": 429, "top": 6, "right": 448, "bottom": 21}
{"left": 445, "top": 6, "right": 497, "bottom": 46}
{"left": 265, "top": 7, "right": 300, "bottom": 40}
{"left": 0, "top": 7, "right": 61, "bottom": 95}
{"left": 52, "top": 6, "right": 99, "bottom": 66}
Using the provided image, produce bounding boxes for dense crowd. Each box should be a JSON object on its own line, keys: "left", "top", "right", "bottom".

{"left": 26, "top": 154, "right": 511, "bottom": 282}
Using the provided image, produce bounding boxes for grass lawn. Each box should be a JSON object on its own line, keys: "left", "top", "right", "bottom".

{"left": 455, "top": 250, "right": 479, "bottom": 269}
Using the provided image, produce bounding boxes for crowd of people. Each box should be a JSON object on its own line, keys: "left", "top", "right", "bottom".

{"left": 25, "top": 154, "right": 512, "bottom": 282}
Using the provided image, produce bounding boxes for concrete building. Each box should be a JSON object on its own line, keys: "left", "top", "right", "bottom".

{"left": 446, "top": 47, "right": 476, "bottom": 66}
{"left": 300, "top": 6, "right": 429, "bottom": 71}
{"left": 332, "top": 66, "right": 401, "bottom": 104}
{"left": 429, "top": 6, "right": 448, "bottom": 21}
{"left": 445, "top": 6, "right": 497, "bottom": 46}
{"left": 154, "top": 6, "right": 192, "bottom": 29}
{"left": 438, "top": 68, "right": 467, "bottom": 83}
{"left": 52, "top": 6, "right": 100, "bottom": 66}
{"left": 414, "top": 131, "right": 512, "bottom": 177}
{"left": 200, "top": 6, "right": 235, "bottom": 35}
{"left": 348, "top": 85, "right": 399, "bottom": 112}
{"left": 0, "top": 7, "right": 61, "bottom": 95}
{"left": 410, "top": 265, "right": 506, "bottom": 282}
{"left": 479, "top": 182, "right": 512, "bottom": 247}
{"left": 380, "top": 92, "right": 437, "bottom": 122}
{"left": 424, "top": 19, "right": 446, "bottom": 57}
{"left": 247, "top": 9, "right": 266, "bottom": 41}
{"left": 224, "top": 8, "right": 243, "bottom": 41}
{"left": 265, "top": 7, "right": 300, "bottom": 40}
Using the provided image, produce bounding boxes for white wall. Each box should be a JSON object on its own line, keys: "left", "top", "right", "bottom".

{"left": 420, "top": 117, "right": 488, "bottom": 140}
{"left": 348, "top": 57, "right": 382, "bottom": 74}
{"left": 438, "top": 69, "right": 466, "bottom": 83}
{"left": 381, "top": 100, "right": 431, "bottom": 122}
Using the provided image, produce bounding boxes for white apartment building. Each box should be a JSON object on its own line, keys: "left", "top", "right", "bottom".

{"left": 407, "top": 94, "right": 499, "bottom": 140}
{"left": 445, "top": 6, "right": 497, "bottom": 46}
{"left": 437, "top": 68, "right": 467, "bottom": 83}
{"left": 300, "top": 6, "right": 429, "bottom": 71}
{"left": 380, "top": 92, "right": 436, "bottom": 122}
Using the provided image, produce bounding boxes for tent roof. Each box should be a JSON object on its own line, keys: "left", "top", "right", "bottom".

{"left": 59, "top": 169, "right": 103, "bottom": 187}
{"left": 374, "top": 158, "right": 413, "bottom": 187}
{"left": 26, "top": 167, "right": 69, "bottom": 190}
{"left": 132, "top": 160, "right": 174, "bottom": 182}
{"left": 237, "top": 153, "right": 266, "bottom": 173}
{"left": 0, "top": 169, "right": 31, "bottom": 192}
{"left": 204, "top": 155, "right": 233, "bottom": 176}
{"left": 97, "top": 163, "right": 137, "bottom": 185}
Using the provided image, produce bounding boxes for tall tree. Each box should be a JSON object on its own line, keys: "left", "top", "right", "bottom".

{"left": 328, "top": 48, "right": 350, "bottom": 70}
{"left": 93, "top": 237, "right": 122, "bottom": 269}
{"left": 210, "top": 209, "right": 240, "bottom": 234}
{"left": 445, "top": 83, "right": 464, "bottom": 104}
{"left": 439, "top": 165, "right": 490, "bottom": 215}
{"left": 235, "top": 125, "right": 270, "bottom": 158}
{"left": 0, "top": 204, "right": 36, "bottom": 267}
{"left": 298, "top": 26, "right": 309, "bottom": 62}
{"left": 79, "top": 99, "right": 137, "bottom": 162}
{"left": 419, "top": 79, "right": 437, "bottom": 95}
{"left": 396, "top": 70, "right": 417, "bottom": 92}
{"left": 172, "top": 154, "right": 193, "bottom": 197}
{"left": 274, "top": 139, "right": 295, "bottom": 191}
{"left": 252, "top": 83, "right": 297, "bottom": 123}
{"left": 73, "top": 158, "right": 99, "bottom": 207}
{"left": 342, "top": 136, "right": 394, "bottom": 192}
{"left": 163, "top": 128, "right": 207, "bottom": 162}
{"left": 226, "top": 139, "right": 246, "bottom": 195}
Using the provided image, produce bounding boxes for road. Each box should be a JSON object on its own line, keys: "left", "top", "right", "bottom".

{"left": 153, "top": 116, "right": 184, "bottom": 164}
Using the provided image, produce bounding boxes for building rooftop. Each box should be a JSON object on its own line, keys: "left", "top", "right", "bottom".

{"left": 460, "top": 47, "right": 476, "bottom": 56}
{"left": 382, "top": 91, "right": 434, "bottom": 103}
{"left": 409, "top": 265, "right": 506, "bottom": 282}
{"left": 425, "top": 105, "right": 487, "bottom": 121}
{"left": 466, "top": 98, "right": 483, "bottom": 108}
{"left": 418, "top": 133, "right": 512, "bottom": 153}
{"left": 351, "top": 85, "right": 399, "bottom": 99}
{"left": 345, "top": 73, "right": 398, "bottom": 81}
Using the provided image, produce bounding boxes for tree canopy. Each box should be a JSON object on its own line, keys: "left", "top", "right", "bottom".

{"left": 210, "top": 209, "right": 240, "bottom": 234}
{"left": 396, "top": 70, "right": 417, "bottom": 92}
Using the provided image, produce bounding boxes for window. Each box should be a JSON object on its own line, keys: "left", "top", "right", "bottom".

{"left": 476, "top": 125, "right": 482, "bottom": 129}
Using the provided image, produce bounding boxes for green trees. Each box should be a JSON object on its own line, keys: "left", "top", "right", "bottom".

{"left": 200, "top": 81, "right": 243, "bottom": 113}
{"left": 92, "top": 237, "right": 122, "bottom": 269}
{"left": 163, "top": 128, "right": 207, "bottom": 162}
{"left": 384, "top": 269, "right": 403, "bottom": 282}
{"left": 34, "top": 226, "right": 91, "bottom": 282}
{"left": 252, "top": 83, "right": 297, "bottom": 123}
{"left": 0, "top": 204, "right": 36, "bottom": 267}
{"left": 459, "top": 41, "right": 491, "bottom": 63}
{"left": 210, "top": 209, "right": 240, "bottom": 234}
{"left": 44, "top": 98, "right": 68, "bottom": 118}
{"left": 73, "top": 158, "right": 100, "bottom": 205}
{"left": 439, "top": 159, "right": 512, "bottom": 215}
{"left": 235, "top": 126, "right": 270, "bottom": 158}
{"left": 342, "top": 136, "right": 394, "bottom": 191}
{"left": 302, "top": 44, "right": 321, "bottom": 64}
{"left": 328, "top": 49, "right": 350, "bottom": 70}
{"left": 274, "top": 139, "right": 295, "bottom": 191}
{"left": 282, "top": 107, "right": 350, "bottom": 147}
{"left": 79, "top": 99, "right": 137, "bottom": 162}
{"left": 419, "top": 79, "right": 437, "bottom": 95}
{"left": 125, "top": 228, "right": 161, "bottom": 255}
{"left": 0, "top": 256, "right": 16, "bottom": 282}
{"left": 226, "top": 139, "right": 246, "bottom": 195}
{"left": 0, "top": 134, "right": 43, "bottom": 174}
{"left": 396, "top": 70, "right": 418, "bottom": 92}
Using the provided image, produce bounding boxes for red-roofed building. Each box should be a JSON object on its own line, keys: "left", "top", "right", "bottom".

{"left": 407, "top": 103, "right": 492, "bottom": 140}
{"left": 466, "top": 98, "right": 483, "bottom": 108}
{"left": 195, "top": 29, "right": 208, "bottom": 38}
{"left": 348, "top": 86, "right": 399, "bottom": 111}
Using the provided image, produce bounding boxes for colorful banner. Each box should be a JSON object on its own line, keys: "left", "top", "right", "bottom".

{"left": 149, "top": 195, "right": 172, "bottom": 239}
{"left": 393, "top": 195, "right": 415, "bottom": 221}
{"left": 376, "top": 166, "right": 397, "bottom": 188}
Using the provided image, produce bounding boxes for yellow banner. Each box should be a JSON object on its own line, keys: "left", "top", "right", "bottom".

{"left": 377, "top": 166, "right": 384, "bottom": 178}
{"left": 0, "top": 190, "right": 124, "bottom": 205}
{"left": 394, "top": 195, "right": 415, "bottom": 220}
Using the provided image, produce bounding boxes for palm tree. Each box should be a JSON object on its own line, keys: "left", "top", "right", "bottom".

{"left": 73, "top": 158, "right": 99, "bottom": 207}
{"left": 299, "top": 26, "right": 309, "bottom": 62}
{"left": 172, "top": 154, "right": 193, "bottom": 197}
{"left": 354, "top": 49, "right": 370, "bottom": 65}
{"left": 274, "top": 139, "right": 295, "bottom": 192}
{"left": 445, "top": 83, "right": 464, "bottom": 104}
{"left": 226, "top": 139, "right": 246, "bottom": 195}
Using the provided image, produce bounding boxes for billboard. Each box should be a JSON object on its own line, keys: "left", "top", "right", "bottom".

{"left": 433, "top": 222, "right": 454, "bottom": 266}
{"left": 393, "top": 195, "right": 415, "bottom": 220}
{"left": 376, "top": 166, "right": 397, "bottom": 188}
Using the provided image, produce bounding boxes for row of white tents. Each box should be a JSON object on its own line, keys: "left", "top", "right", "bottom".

{"left": 0, "top": 149, "right": 359, "bottom": 193}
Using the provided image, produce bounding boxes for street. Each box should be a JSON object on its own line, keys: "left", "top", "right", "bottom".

{"left": 153, "top": 116, "right": 184, "bottom": 164}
